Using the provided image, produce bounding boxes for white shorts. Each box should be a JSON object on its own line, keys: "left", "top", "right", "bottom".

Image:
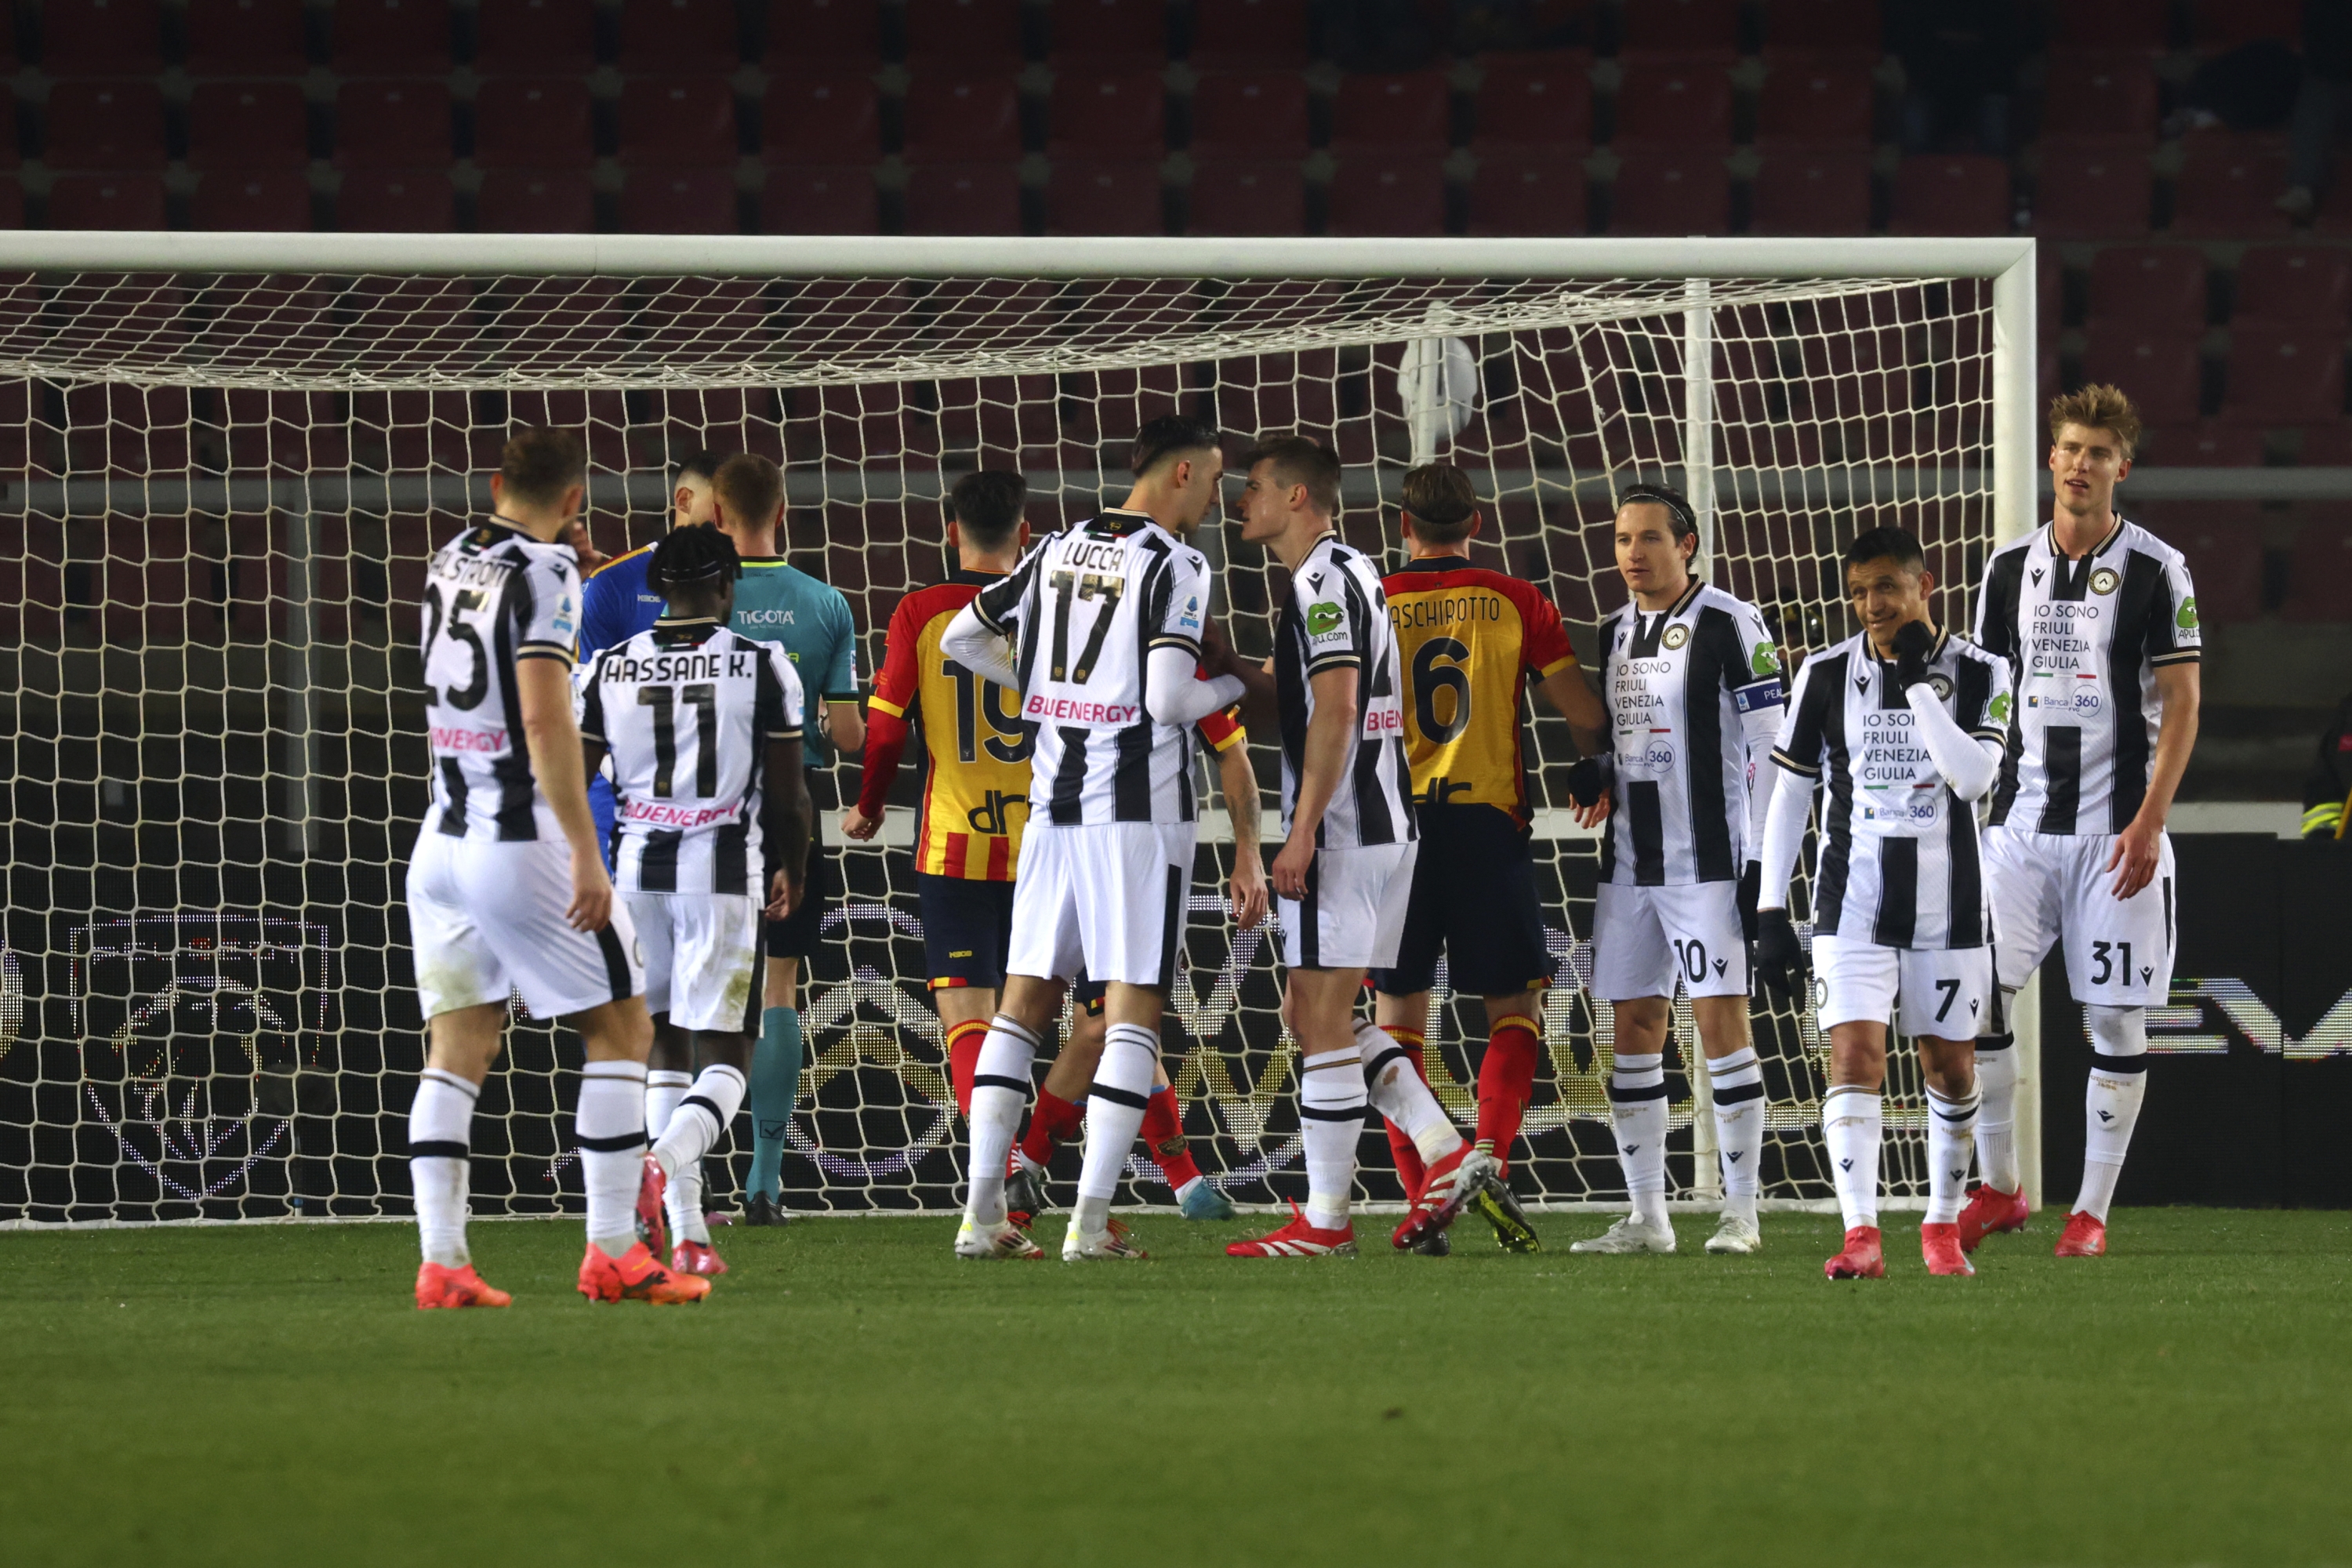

{"left": 1984, "top": 823, "right": 2177, "bottom": 1007}
{"left": 622, "top": 891, "right": 761, "bottom": 1034}
{"left": 406, "top": 829, "right": 642, "bottom": 1022}
{"left": 1007, "top": 821, "right": 1194, "bottom": 989}
{"left": 1813, "top": 933, "right": 1993, "bottom": 1040}
{"left": 1277, "top": 840, "right": 1418, "bottom": 971}
{"left": 1592, "top": 880, "right": 1751, "bottom": 1001}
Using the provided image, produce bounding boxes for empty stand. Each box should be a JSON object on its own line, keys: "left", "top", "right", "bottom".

{"left": 2033, "top": 140, "right": 2153, "bottom": 238}
{"left": 336, "top": 82, "right": 456, "bottom": 170}
{"left": 1328, "top": 71, "right": 1455, "bottom": 155}
{"left": 2143, "top": 423, "right": 2264, "bottom": 466}
{"left": 42, "top": 82, "right": 168, "bottom": 172}
{"left": 1047, "top": 65, "right": 1168, "bottom": 159}
{"left": 1467, "top": 149, "right": 1589, "bottom": 235}
{"left": 1764, "top": 0, "right": 1883, "bottom": 53}
{"left": 1748, "top": 143, "right": 1873, "bottom": 234}
{"left": 2087, "top": 246, "right": 2207, "bottom": 328}
{"left": 475, "top": 167, "right": 597, "bottom": 231}
{"left": 1046, "top": 0, "right": 1170, "bottom": 64}
{"left": 192, "top": 169, "right": 314, "bottom": 232}
{"left": 44, "top": 174, "right": 169, "bottom": 229}
{"left": 2081, "top": 325, "right": 2205, "bottom": 425}
{"left": 2050, "top": 0, "right": 2172, "bottom": 51}
{"left": 1188, "top": 0, "right": 1313, "bottom": 68}
{"left": 2037, "top": 56, "right": 2160, "bottom": 140}
{"left": 0, "top": 88, "right": 17, "bottom": 172}
{"left": 2170, "top": 135, "right": 2295, "bottom": 238}
{"left": 899, "top": 72, "right": 1025, "bottom": 162}
{"left": 761, "top": 0, "right": 883, "bottom": 66}
{"left": 1889, "top": 154, "right": 2010, "bottom": 234}
{"left": 1471, "top": 52, "right": 1594, "bottom": 152}
{"left": 1325, "top": 155, "right": 1448, "bottom": 237}
{"left": 1606, "top": 146, "right": 1730, "bottom": 234}
{"left": 40, "top": 0, "right": 166, "bottom": 75}
{"left": 617, "top": 0, "right": 744, "bottom": 68}
{"left": 2294, "top": 423, "right": 2352, "bottom": 465}
{"left": 1611, "top": 58, "right": 1735, "bottom": 145}
{"left": 2190, "top": 0, "right": 2303, "bottom": 48}
{"left": 1187, "top": 71, "right": 1312, "bottom": 159}
{"left": 187, "top": 83, "right": 312, "bottom": 170}
{"left": 761, "top": 73, "right": 882, "bottom": 163}
{"left": 2231, "top": 248, "right": 2352, "bottom": 332}
{"left": 337, "top": 169, "right": 458, "bottom": 231}
{"left": 1046, "top": 159, "right": 1167, "bottom": 234}
{"left": 617, "top": 77, "right": 742, "bottom": 165}
{"left": 1755, "top": 56, "right": 1878, "bottom": 146}
{"left": 332, "top": 0, "right": 456, "bottom": 74}
{"left": 1186, "top": 160, "right": 1307, "bottom": 234}
{"left": 1617, "top": 0, "right": 1742, "bottom": 58}
{"left": 472, "top": 79, "right": 597, "bottom": 169}
{"left": 473, "top": 0, "right": 599, "bottom": 74}
{"left": 2220, "top": 325, "right": 2347, "bottom": 427}
{"left": 901, "top": 162, "right": 1025, "bottom": 234}
{"left": 620, "top": 166, "right": 742, "bottom": 233}
{"left": 759, "top": 163, "right": 879, "bottom": 231}
{"left": 2147, "top": 504, "right": 2265, "bottom": 622}
{"left": 902, "top": 0, "right": 1025, "bottom": 64}
{"left": 183, "top": 0, "right": 310, "bottom": 76}
{"left": 2280, "top": 512, "right": 2352, "bottom": 621}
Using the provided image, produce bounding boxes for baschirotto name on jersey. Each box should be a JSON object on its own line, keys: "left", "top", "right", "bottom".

{"left": 597, "top": 650, "right": 761, "bottom": 684}
{"left": 1026, "top": 695, "right": 1141, "bottom": 724}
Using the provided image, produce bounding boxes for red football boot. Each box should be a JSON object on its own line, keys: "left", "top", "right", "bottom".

{"left": 1389, "top": 1143, "right": 1500, "bottom": 1251}
{"left": 1955, "top": 1181, "right": 2029, "bottom": 1253}
{"left": 1824, "top": 1225, "right": 1885, "bottom": 1279}
{"left": 1228, "top": 1201, "right": 1357, "bottom": 1258}
{"left": 670, "top": 1239, "right": 728, "bottom": 1276}
{"left": 579, "top": 1240, "right": 712, "bottom": 1304}
{"left": 1921, "top": 1221, "right": 1976, "bottom": 1276}
{"left": 415, "top": 1261, "right": 511, "bottom": 1309}
{"left": 2054, "top": 1210, "right": 2107, "bottom": 1258}
{"left": 634, "top": 1153, "right": 670, "bottom": 1258}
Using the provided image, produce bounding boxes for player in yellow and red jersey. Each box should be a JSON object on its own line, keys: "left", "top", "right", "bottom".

{"left": 1370, "top": 463, "right": 1609, "bottom": 1254}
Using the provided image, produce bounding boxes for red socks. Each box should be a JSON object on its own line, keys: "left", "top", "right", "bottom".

{"left": 1141, "top": 1086, "right": 1203, "bottom": 1189}
{"left": 1018, "top": 1087, "right": 1085, "bottom": 1169}
{"left": 1476, "top": 1017, "right": 1542, "bottom": 1177}
{"left": 946, "top": 1017, "right": 989, "bottom": 1118}
{"left": 1381, "top": 1030, "right": 1430, "bottom": 1203}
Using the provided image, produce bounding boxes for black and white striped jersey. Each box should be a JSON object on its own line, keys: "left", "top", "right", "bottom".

{"left": 1275, "top": 532, "right": 1416, "bottom": 849}
{"left": 419, "top": 517, "right": 583, "bottom": 843}
{"left": 1973, "top": 517, "right": 2201, "bottom": 836}
{"left": 1597, "top": 579, "right": 1788, "bottom": 886}
{"left": 1771, "top": 629, "right": 2013, "bottom": 949}
{"left": 577, "top": 619, "right": 804, "bottom": 897}
{"left": 971, "top": 509, "right": 1214, "bottom": 827}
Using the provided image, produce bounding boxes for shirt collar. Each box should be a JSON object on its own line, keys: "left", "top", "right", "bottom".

{"left": 1091, "top": 509, "right": 1156, "bottom": 537}
{"left": 2044, "top": 515, "right": 2125, "bottom": 561}
{"left": 1398, "top": 554, "right": 1472, "bottom": 574}
{"left": 950, "top": 568, "right": 1007, "bottom": 585}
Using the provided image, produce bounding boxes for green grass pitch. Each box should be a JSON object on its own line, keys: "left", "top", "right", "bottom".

{"left": 5, "top": 1208, "right": 2348, "bottom": 1566}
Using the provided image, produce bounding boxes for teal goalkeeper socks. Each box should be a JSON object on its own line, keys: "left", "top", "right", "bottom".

{"left": 747, "top": 1006, "right": 804, "bottom": 1201}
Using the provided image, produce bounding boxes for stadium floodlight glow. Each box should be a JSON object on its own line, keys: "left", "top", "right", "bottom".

{"left": 0, "top": 231, "right": 2040, "bottom": 1223}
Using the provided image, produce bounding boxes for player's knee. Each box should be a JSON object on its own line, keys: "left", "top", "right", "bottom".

{"left": 2085, "top": 1004, "right": 2148, "bottom": 1057}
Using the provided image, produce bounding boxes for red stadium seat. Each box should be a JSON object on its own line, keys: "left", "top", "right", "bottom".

{"left": 1612, "top": 59, "right": 1735, "bottom": 146}
{"left": 0, "top": 180, "right": 20, "bottom": 228}
{"left": 2144, "top": 505, "right": 2264, "bottom": 622}
{"left": 40, "top": 0, "right": 165, "bottom": 74}
{"left": 760, "top": 163, "right": 880, "bottom": 230}
{"left": 183, "top": 0, "right": 310, "bottom": 76}
{"left": 2087, "top": 245, "right": 2206, "bottom": 329}
{"left": 1754, "top": 56, "right": 1876, "bottom": 145}
{"left": 1189, "top": 0, "right": 1312, "bottom": 68}
{"left": 473, "top": 79, "right": 596, "bottom": 168}
{"left": 2032, "top": 139, "right": 2153, "bottom": 239}
{"left": 900, "top": 73, "right": 1025, "bottom": 162}
{"left": 617, "top": 0, "right": 743, "bottom": 68}
{"left": 1329, "top": 71, "right": 1454, "bottom": 154}
{"left": 2080, "top": 328, "right": 2204, "bottom": 426}
{"left": 1748, "top": 143, "right": 1873, "bottom": 234}
{"left": 2141, "top": 422, "right": 2263, "bottom": 466}
{"left": 1186, "top": 160, "right": 1307, "bottom": 234}
{"left": 1472, "top": 52, "right": 1594, "bottom": 152}
{"left": 620, "top": 166, "right": 742, "bottom": 232}
{"left": 902, "top": 162, "right": 1025, "bottom": 234}
{"left": 192, "top": 169, "right": 314, "bottom": 231}
{"left": 2037, "top": 55, "right": 2159, "bottom": 140}
{"left": 2190, "top": 0, "right": 2301, "bottom": 48}
{"left": 2050, "top": 0, "right": 2172, "bottom": 50}
{"left": 476, "top": 167, "right": 597, "bottom": 230}
{"left": 42, "top": 82, "right": 168, "bottom": 171}
{"left": 1617, "top": 0, "right": 1741, "bottom": 58}
{"left": 1325, "top": 154, "right": 1448, "bottom": 236}
{"left": 1047, "top": 65, "right": 1168, "bottom": 158}
{"left": 1188, "top": 71, "right": 1312, "bottom": 160}
{"left": 1889, "top": 154, "right": 2009, "bottom": 234}
{"left": 2294, "top": 422, "right": 2352, "bottom": 464}
{"left": 903, "top": 0, "right": 1025, "bottom": 64}
{"left": 336, "top": 82, "right": 455, "bottom": 169}
{"left": 2280, "top": 513, "right": 2352, "bottom": 620}
{"left": 2231, "top": 247, "right": 2352, "bottom": 332}
{"left": 332, "top": 0, "right": 455, "bottom": 74}
{"left": 336, "top": 169, "right": 458, "bottom": 230}
{"left": 1047, "top": 158, "right": 1167, "bottom": 234}
{"left": 44, "top": 173, "right": 169, "bottom": 228}
{"left": 1766, "top": 0, "right": 1882, "bottom": 53}
{"left": 473, "top": 0, "right": 598, "bottom": 74}
{"left": 0, "top": 88, "right": 16, "bottom": 170}
{"left": 761, "top": 0, "right": 882, "bottom": 67}
{"left": 2169, "top": 133, "right": 2295, "bottom": 239}
{"left": 1466, "top": 149, "right": 1588, "bottom": 235}
{"left": 187, "top": 83, "right": 310, "bottom": 170}
{"left": 2220, "top": 325, "right": 2346, "bottom": 426}
{"left": 1606, "top": 145, "right": 1730, "bottom": 234}
{"left": 1047, "top": 0, "right": 1171, "bottom": 64}
{"left": 617, "top": 77, "right": 741, "bottom": 165}
{"left": 762, "top": 73, "right": 882, "bottom": 163}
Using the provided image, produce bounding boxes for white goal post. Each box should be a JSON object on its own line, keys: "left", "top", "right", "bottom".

{"left": 0, "top": 232, "right": 2041, "bottom": 1224}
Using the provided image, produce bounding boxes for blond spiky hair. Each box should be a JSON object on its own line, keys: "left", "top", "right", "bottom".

{"left": 2049, "top": 383, "right": 2143, "bottom": 459}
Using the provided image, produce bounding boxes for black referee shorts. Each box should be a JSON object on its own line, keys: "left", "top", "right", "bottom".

{"left": 1370, "top": 803, "right": 1555, "bottom": 1000}
{"left": 764, "top": 793, "right": 834, "bottom": 960}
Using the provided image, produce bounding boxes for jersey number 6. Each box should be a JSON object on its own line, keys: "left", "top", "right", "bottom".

{"left": 1412, "top": 637, "right": 1472, "bottom": 744}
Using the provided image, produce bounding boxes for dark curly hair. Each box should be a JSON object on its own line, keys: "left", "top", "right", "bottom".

{"left": 648, "top": 523, "right": 741, "bottom": 596}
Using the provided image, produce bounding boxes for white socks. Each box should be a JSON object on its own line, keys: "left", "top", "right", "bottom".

{"left": 1973, "top": 1026, "right": 2020, "bottom": 1192}
{"left": 2077, "top": 1004, "right": 2150, "bottom": 1222}
{"left": 408, "top": 1067, "right": 477, "bottom": 1267}
{"left": 1608, "top": 1051, "right": 1669, "bottom": 1229}
{"left": 645, "top": 1068, "right": 693, "bottom": 1142}
{"left": 1823, "top": 1085, "right": 1882, "bottom": 1232}
{"left": 963, "top": 1014, "right": 1039, "bottom": 1228}
{"left": 1924, "top": 1081, "right": 1980, "bottom": 1225}
{"left": 1355, "top": 1021, "right": 1462, "bottom": 1163}
{"left": 1706, "top": 1046, "right": 1765, "bottom": 1223}
{"left": 654, "top": 1063, "right": 746, "bottom": 1247}
{"left": 1298, "top": 1044, "right": 1367, "bottom": 1232}
{"left": 1073, "top": 1023, "right": 1158, "bottom": 1236}
{"left": 577, "top": 1060, "right": 648, "bottom": 1258}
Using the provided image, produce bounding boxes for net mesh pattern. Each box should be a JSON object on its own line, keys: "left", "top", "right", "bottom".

{"left": 0, "top": 270, "right": 1998, "bottom": 1221}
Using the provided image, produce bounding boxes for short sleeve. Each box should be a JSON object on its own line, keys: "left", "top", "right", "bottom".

{"left": 2145, "top": 550, "right": 2202, "bottom": 666}
{"left": 1770, "top": 657, "right": 1831, "bottom": 777}
{"left": 1147, "top": 546, "right": 1212, "bottom": 659}
{"left": 765, "top": 642, "right": 807, "bottom": 740}
{"left": 821, "top": 589, "right": 860, "bottom": 698}
{"left": 1726, "top": 599, "right": 1787, "bottom": 714}
{"left": 1518, "top": 583, "right": 1575, "bottom": 677}
{"left": 867, "top": 593, "right": 924, "bottom": 720}
{"left": 513, "top": 550, "right": 581, "bottom": 663}
{"left": 1295, "top": 561, "right": 1363, "bottom": 673}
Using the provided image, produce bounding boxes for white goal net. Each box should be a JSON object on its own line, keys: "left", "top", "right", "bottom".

{"left": 0, "top": 235, "right": 2038, "bottom": 1224}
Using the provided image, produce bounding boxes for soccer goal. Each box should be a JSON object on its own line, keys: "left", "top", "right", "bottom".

{"left": 0, "top": 232, "right": 2041, "bottom": 1225}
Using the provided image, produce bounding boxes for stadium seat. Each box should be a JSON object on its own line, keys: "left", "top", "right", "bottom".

{"left": 761, "top": 73, "right": 882, "bottom": 163}
{"left": 902, "top": 162, "right": 1026, "bottom": 234}
{"left": 620, "top": 166, "right": 742, "bottom": 233}
{"left": 617, "top": 0, "right": 743, "bottom": 68}
{"left": 2036, "top": 55, "right": 2160, "bottom": 140}
{"left": 1889, "top": 154, "right": 2010, "bottom": 234}
{"left": 2142, "top": 422, "right": 2263, "bottom": 466}
{"left": 331, "top": 0, "right": 456, "bottom": 74}
{"left": 1186, "top": 160, "right": 1307, "bottom": 234}
{"left": 2231, "top": 248, "right": 2352, "bottom": 332}
{"left": 1047, "top": 65, "right": 1169, "bottom": 159}
{"left": 2080, "top": 327, "right": 2205, "bottom": 426}
{"left": 1045, "top": 0, "right": 1171, "bottom": 64}
{"left": 1747, "top": 143, "right": 1873, "bottom": 234}
{"left": 1188, "top": 0, "right": 1313, "bottom": 68}
{"left": 1466, "top": 149, "right": 1589, "bottom": 235}
{"left": 1471, "top": 52, "right": 1595, "bottom": 152}
{"left": 43, "top": 173, "right": 168, "bottom": 228}
{"left": 2169, "top": 134, "right": 2295, "bottom": 238}
{"left": 1611, "top": 60, "right": 1735, "bottom": 146}
{"left": 472, "top": 79, "right": 596, "bottom": 169}
{"left": 39, "top": 0, "right": 165, "bottom": 74}
{"left": 1617, "top": 0, "right": 1742, "bottom": 59}
{"left": 336, "top": 82, "right": 456, "bottom": 170}
{"left": 760, "top": 164, "right": 879, "bottom": 231}
{"left": 2146, "top": 504, "right": 2264, "bottom": 622}
{"left": 1046, "top": 159, "right": 1167, "bottom": 234}
{"left": 473, "top": 0, "right": 599, "bottom": 74}
{"left": 1328, "top": 71, "right": 1455, "bottom": 155}
{"left": 2220, "top": 325, "right": 2346, "bottom": 427}
{"left": 0, "top": 180, "right": 19, "bottom": 228}
{"left": 192, "top": 169, "right": 314, "bottom": 232}
{"left": 0, "top": 88, "right": 16, "bottom": 171}
{"left": 902, "top": 0, "right": 1026, "bottom": 64}
{"left": 336, "top": 169, "right": 458, "bottom": 231}
{"left": 1606, "top": 146, "right": 1730, "bottom": 234}
{"left": 2086, "top": 245, "right": 2207, "bottom": 329}
{"left": 1186, "top": 71, "right": 1312, "bottom": 159}
{"left": 1754, "top": 56, "right": 1878, "bottom": 146}
{"left": 2280, "top": 512, "right": 2352, "bottom": 620}
{"left": 2050, "top": 0, "right": 2172, "bottom": 51}
{"left": 761, "top": 0, "right": 882, "bottom": 67}
{"left": 617, "top": 77, "right": 742, "bottom": 166}
{"left": 1765, "top": 0, "right": 1882, "bottom": 53}
{"left": 476, "top": 167, "right": 597, "bottom": 230}
{"left": 1325, "top": 155, "right": 1448, "bottom": 236}
{"left": 183, "top": 0, "right": 310, "bottom": 76}
{"left": 2190, "top": 0, "right": 2302, "bottom": 48}
{"left": 899, "top": 73, "right": 1025, "bottom": 162}
{"left": 42, "top": 82, "right": 168, "bottom": 171}
{"left": 2293, "top": 422, "right": 2352, "bottom": 465}
{"left": 187, "top": 83, "right": 312, "bottom": 170}
{"left": 2031, "top": 140, "right": 2154, "bottom": 238}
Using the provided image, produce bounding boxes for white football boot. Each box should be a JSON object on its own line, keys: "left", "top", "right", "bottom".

{"left": 954, "top": 1217, "right": 1043, "bottom": 1260}
{"left": 1569, "top": 1212, "right": 1679, "bottom": 1254}
{"left": 1704, "top": 1212, "right": 1763, "bottom": 1254}
{"left": 1061, "top": 1216, "right": 1149, "bottom": 1261}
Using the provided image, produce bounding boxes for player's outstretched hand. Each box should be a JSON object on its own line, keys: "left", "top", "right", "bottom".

{"left": 1230, "top": 850, "right": 1269, "bottom": 931}
{"left": 1753, "top": 908, "right": 1807, "bottom": 1003}
{"left": 766, "top": 867, "right": 803, "bottom": 920}
{"left": 839, "top": 806, "right": 882, "bottom": 841}
{"left": 566, "top": 846, "right": 615, "bottom": 932}
{"left": 1270, "top": 833, "right": 1316, "bottom": 901}
{"left": 2106, "top": 814, "right": 2162, "bottom": 899}
{"left": 1892, "top": 619, "right": 1936, "bottom": 691}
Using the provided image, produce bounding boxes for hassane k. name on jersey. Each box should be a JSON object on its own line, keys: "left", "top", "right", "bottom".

{"left": 1273, "top": 532, "right": 1414, "bottom": 848}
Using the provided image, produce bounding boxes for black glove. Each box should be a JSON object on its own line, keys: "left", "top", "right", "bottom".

{"left": 1753, "top": 908, "right": 1808, "bottom": 1004}
{"left": 1891, "top": 619, "right": 1936, "bottom": 692}
{"left": 1566, "top": 753, "right": 1613, "bottom": 809}
{"left": 1737, "top": 860, "right": 1761, "bottom": 943}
